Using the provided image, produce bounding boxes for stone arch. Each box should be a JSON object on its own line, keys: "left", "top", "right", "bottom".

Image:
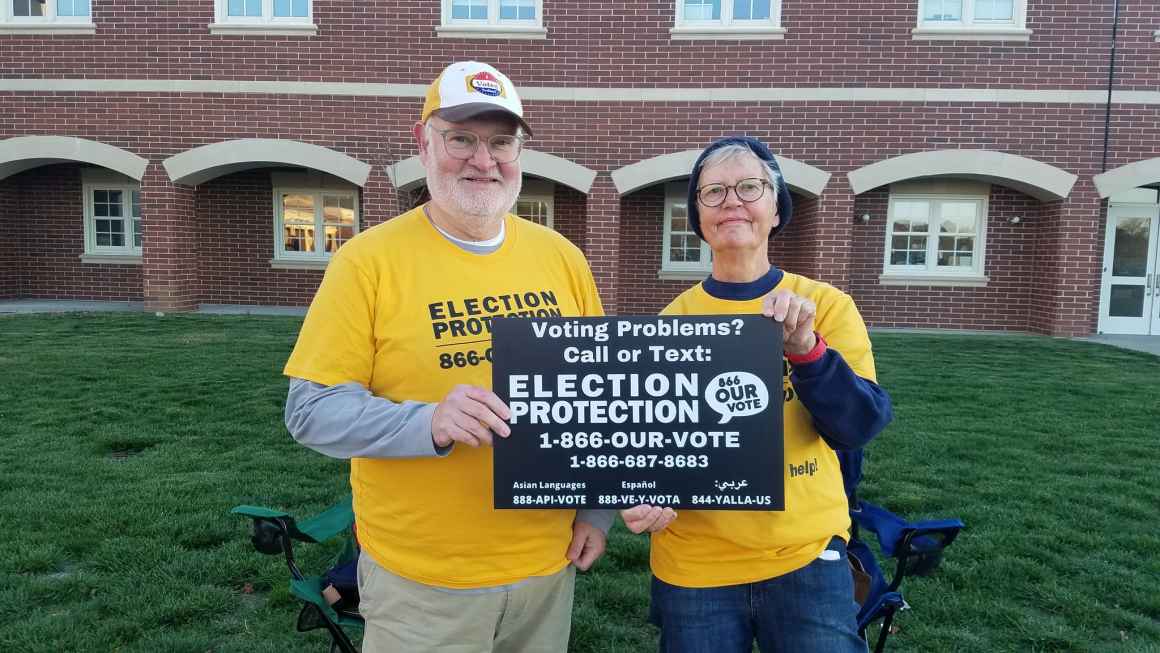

{"left": 1092, "top": 158, "right": 1160, "bottom": 199}
{"left": 163, "top": 139, "right": 372, "bottom": 186}
{"left": 0, "top": 136, "right": 148, "bottom": 181}
{"left": 610, "top": 150, "right": 832, "bottom": 198}
{"left": 847, "top": 150, "right": 1076, "bottom": 201}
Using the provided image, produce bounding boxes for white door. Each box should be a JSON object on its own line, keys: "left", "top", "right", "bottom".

{"left": 1099, "top": 203, "right": 1160, "bottom": 335}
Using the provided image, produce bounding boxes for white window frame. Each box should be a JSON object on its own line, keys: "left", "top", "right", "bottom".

{"left": 437, "top": 0, "right": 546, "bottom": 39}
{"left": 272, "top": 186, "right": 360, "bottom": 264}
{"left": 913, "top": 0, "right": 1031, "bottom": 41}
{"left": 513, "top": 193, "right": 554, "bottom": 229}
{"left": 880, "top": 193, "right": 989, "bottom": 286}
{"left": 661, "top": 181, "right": 712, "bottom": 279}
{"left": 0, "top": 0, "right": 95, "bottom": 34}
{"left": 210, "top": 0, "right": 316, "bottom": 35}
{"left": 671, "top": 0, "right": 785, "bottom": 41}
{"left": 82, "top": 182, "right": 142, "bottom": 259}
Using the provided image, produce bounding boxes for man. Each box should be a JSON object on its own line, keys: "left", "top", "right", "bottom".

{"left": 282, "top": 61, "right": 641, "bottom": 652}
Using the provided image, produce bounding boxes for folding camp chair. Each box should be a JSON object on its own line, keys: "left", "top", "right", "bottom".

{"left": 232, "top": 497, "right": 363, "bottom": 653}
{"left": 233, "top": 451, "right": 961, "bottom": 653}
{"left": 838, "top": 450, "right": 965, "bottom": 653}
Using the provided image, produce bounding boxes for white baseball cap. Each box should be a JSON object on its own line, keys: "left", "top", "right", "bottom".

{"left": 420, "top": 61, "right": 532, "bottom": 136}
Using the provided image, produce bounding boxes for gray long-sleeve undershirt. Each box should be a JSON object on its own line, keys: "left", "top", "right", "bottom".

{"left": 284, "top": 378, "right": 616, "bottom": 535}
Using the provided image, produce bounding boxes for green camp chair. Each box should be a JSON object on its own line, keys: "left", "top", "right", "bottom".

{"left": 232, "top": 497, "right": 363, "bottom": 653}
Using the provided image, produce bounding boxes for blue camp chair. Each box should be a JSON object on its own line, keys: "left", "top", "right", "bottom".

{"left": 838, "top": 450, "right": 965, "bottom": 653}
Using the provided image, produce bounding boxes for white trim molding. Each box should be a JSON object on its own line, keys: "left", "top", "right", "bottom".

{"left": 163, "top": 139, "right": 371, "bottom": 187}
{"left": 0, "top": 23, "right": 94, "bottom": 34}
{"left": 610, "top": 149, "right": 831, "bottom": 197}
{"left": 847, "top": 150, "right": 1076, "bottom": 201}
{"left": 270, "top": 258, "right": 328, "bottom": 270}
{"left": 911, "top": 26, "right": 1031, "bottom": 41}
{"left": 80, "top": 254, "right": 142, "bottom": 265}
{"left": 1093, "top": 158, "right": 1160, "bottom": 199}
{"left": 878, "top": 274, "right": 989, "bottom": 287}
{"left": 0, "top": 136, "right": 148, "bottom": 182}
{"left": 387, "top": 149, "right": 596, "bottom": 193}
{"left": 435, "top": 24, "right": 546, "bottom": 39}
{"left": 208, "top": 23, "right": 317, "bottom": 35}
{"left": 670, "top": 26, "right": 785, "bottom": 40}
{"left": 7, "top": 80, "right": 1160, "bottom": 106}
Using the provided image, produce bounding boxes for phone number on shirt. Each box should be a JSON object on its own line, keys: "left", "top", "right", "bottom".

{"left": 438, "top": 348, "right": 493, "bottom": 369}
{"left": 569, "top": 454, "right": 709, "bottom": 469}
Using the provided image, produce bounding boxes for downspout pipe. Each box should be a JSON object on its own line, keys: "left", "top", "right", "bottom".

{"left": 1101, "top": 0, "right": 1121, "bottom": 173}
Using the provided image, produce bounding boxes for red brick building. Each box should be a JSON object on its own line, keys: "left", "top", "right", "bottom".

{"left": 3, "top": 1, "right": 1160, "bottom": 336}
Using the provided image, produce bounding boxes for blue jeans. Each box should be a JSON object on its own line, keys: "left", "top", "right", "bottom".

{"left": 649, "top": 537, "right": 866, "bottom": 653}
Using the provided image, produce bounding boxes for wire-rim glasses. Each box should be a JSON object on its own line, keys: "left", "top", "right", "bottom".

{"left": 696, "top": 178, "right": 771, "bottom": 207}
{"left": 428, "top": 126, "right": 526, "bottom": 164}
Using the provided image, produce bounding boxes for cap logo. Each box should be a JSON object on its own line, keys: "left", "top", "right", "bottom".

{"left": 465, "top": 71, "right": 505, "bottom": 98}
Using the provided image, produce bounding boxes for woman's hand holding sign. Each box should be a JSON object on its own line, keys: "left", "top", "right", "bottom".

{"left": 432, "top": 384, "right": 512, "bottom": 448}
{"left": 762, "top": 290, "right": 817, "bottom": 357}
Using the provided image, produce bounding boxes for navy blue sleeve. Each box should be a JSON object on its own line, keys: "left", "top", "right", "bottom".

{"left": 788, "top": 349, "right": 893, "bottom": 451}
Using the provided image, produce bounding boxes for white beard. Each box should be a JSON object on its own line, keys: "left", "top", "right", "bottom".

{"left": 427, "top": 167, "right": 522, "bottom": 227}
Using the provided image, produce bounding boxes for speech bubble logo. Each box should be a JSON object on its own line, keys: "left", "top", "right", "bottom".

{"left": 705, "top": 371, "right": 770, "bottom": 424}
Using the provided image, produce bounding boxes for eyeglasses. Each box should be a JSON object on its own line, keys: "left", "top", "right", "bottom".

{"left": 428, "top": 126, "right": 526, "bottom": 164}
{"left": 696, "top": 178, "right": 771, "bottom": 207}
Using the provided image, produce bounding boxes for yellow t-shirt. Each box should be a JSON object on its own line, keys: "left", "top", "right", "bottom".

{"left": 284, "top": 207, "right": 604, "bottom": 589}
{"left": 651, "top": 272, "right": 877, "bottom": 588}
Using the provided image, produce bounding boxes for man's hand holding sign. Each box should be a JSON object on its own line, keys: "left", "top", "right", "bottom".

{"left": 431, "top": 384, "right": 511, "bottom": 448}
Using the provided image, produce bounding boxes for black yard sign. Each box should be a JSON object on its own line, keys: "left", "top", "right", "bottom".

{"left": 492, "top": 315, "right": 784, "bottom": 510}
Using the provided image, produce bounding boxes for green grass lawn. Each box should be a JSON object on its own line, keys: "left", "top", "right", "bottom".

{"left": 1, "top": 313, "right": 1157, "bottom": 652}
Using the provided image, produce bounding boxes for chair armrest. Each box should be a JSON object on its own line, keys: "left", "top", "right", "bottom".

{"left": 230, "top": 496, "right": 354, "bottom": 567}
{"left": 295, "top": 496, "right": 355, "bottom": 544}
{"left": 851, "top": 500, "right": 963, "bottom": 558}
{"left": 900, "top": 519, "right": 964, "bottom": 557}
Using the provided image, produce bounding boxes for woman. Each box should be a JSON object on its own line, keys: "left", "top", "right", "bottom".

{"left": 625, "top": 136, "right": 893, "bottom": 653}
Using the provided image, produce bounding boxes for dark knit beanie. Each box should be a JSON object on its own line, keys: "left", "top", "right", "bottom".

{"left": 687, "top": 136, "right": 793, "bottom": 240}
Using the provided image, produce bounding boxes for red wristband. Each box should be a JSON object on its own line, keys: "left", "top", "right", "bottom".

{"left": 785, "top": 332, "right": 826, "bottom": 365}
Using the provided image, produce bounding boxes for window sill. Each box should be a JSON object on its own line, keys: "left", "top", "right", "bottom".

{"left": 208, "top": 22, "right": 318, "bottom": 36}
{"left": 878, "top": 273, "right": 988, "bottom": 288}
{"left": 911, "top": 26, "right": 1031, "bottom": 42}
{"left": 435, "top": 24, "right": 547, "bottom": 40}
{"left": 81, "top": 254, "right": 142, "bottom": 265}
{"left": 0, "top": 23, "right": 96, "bottom": 35}
{"left": 270, "top": 258, "right": 329, "bottom": 270}
{"left": 659, "top": 269, "right": 710, "bottom": 282}
{"left": 670, "top": 26, "right": 786, "bottom": 41}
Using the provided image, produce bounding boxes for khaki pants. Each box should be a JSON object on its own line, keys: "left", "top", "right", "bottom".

{"left": 357, "top": 553, "right": 576, "bottom": 653}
